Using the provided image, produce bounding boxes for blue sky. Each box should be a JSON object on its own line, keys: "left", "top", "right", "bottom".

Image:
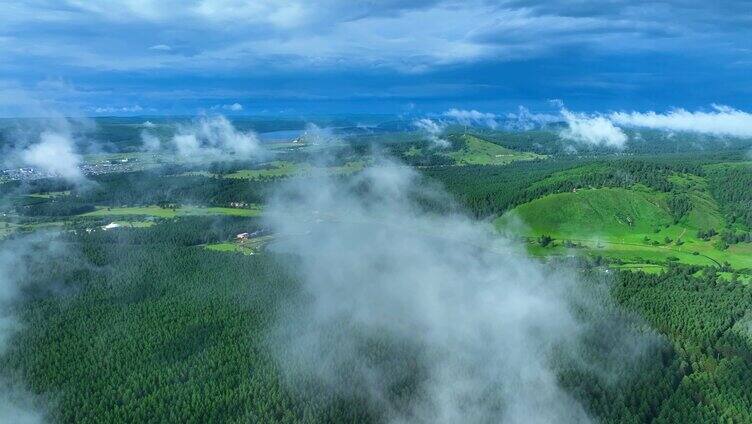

{"left": 1, "top": 0, "right": 751, "bottom": 117}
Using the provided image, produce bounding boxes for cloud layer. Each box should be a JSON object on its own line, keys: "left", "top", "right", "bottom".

{"left": 1, "top": 0, "right": 750, "bottom": 116}
{"left": 609, "top": 105, "right": 752, "bottom": 138}
{"left": 0, "top": 234, "right": 66, "bottom": 424}
{"left": 264, "top": 157, "right": 656, "bottom": 422}
{"left": 560, "top": 109, "right": 628, "bottom": 148}
{"left": 142, "top": 115, "right": 262, "bottom": 160}
{"left": 3, "top": 0, "right": 749, "bottom": 74}
{"left": 20, "top": 132, "right": 86, "bottom": 182}
{"left": 413, "top": 118, "right": 449, "bottom": 148}
{"left": 443, "top": 109, "right": 499, "bottom": 129}
{"left": 519, "top": 104, "right": 752, "bottom": 149}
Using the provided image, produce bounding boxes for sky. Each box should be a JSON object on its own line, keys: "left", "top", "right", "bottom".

{"left": 0, "top": 0, "right": 751, "bottom": 116}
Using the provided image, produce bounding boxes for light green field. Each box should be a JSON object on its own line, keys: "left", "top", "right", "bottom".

{"left": 106, "top": 220, "right": 155, "bottom": 228}
{"left": 224, "top": 161, "right": 298, "bottom": 178}
{"left": 717, "top": 272, "right": 752, "bottom": 284}
{"left": 447, "top": 134, "right": 542, "bottom": 165}
{"left": 205, "top": 242, "right": 252, "bottom": 254}
{"left": 205, "top": 235, "right": 271, "bottom": 255}
{"left": 525, "top": 163, "right": 606, "bottom": 193}
{"left": 186, "top": 161, "right": 365, "bottom": 179}
{"left": 611, "top": 263, "right": 666, "bottom": 274}
{"left": 81, "top": 205, "right": 262, "bottom": 218}
{"left": 667, "top": 174, "right": 725, "bottom": 230}
{"left": 497, "top": 186, "right": 751, "bottom": 271}
{"left": 498, "top": 187, "right": 672, "bottom": 238}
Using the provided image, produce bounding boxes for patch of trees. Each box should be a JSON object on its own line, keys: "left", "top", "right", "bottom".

{"left": 423, "top": 157, "right": 706, "bottom": 218}
{"left": 667, "top": 193, "right": 692, "bottom": 223}
{"left": 614, "top": 266, "right": 752, "bottom": 422}
{"left": 76, "top": 171, "right": 274, "bottom": 208}
{"left": 537, "top": 234, "right": 553, "bottom": 247}
{"left": 18, "top": 201, "right": 95, "bottom": 217}
{"left": 5, "top": 225, "right": 749, "bottom": 423}
{"left": 697, "top": 228, "right": 718, "bottom": 240}
{"left": 720, "top": 230, "right": 752, "bottom": 245}
{"left": 707, "top": 166, "right": 752, "bottom": 229}
{"left": 422, "top": 159, "right": 578, "bottom": 217}
{"left": 0, "top": 177, "right": 74, "bottom": 196}
{"left": 80, "top": 216, "right": 265, "bottom": 247}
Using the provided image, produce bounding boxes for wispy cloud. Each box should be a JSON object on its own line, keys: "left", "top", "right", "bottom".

{"left": 609, "top": 105, "right": 752, "bottom": 138}
{"left": 211, "top": 103, "right": 243, "bottom": 112}
{"left": 20, "top": 132, "right": 86, "bottom": 182}
{"left": 505, "top": 106, "right": 560, "bottom": 130}
{"left": 413, "top": 118, "right": 449, "bottom": 148}
{"left": 560, "top": 109, "right": 628, "bottom": 148}
{"left": 443, "top": 108, "right": 498, "bottom": 129}
{"left": 93, "top": 105, "right": 144, "bottom": 114}
{"left": 148, "top": 44, "right": 171, "bottom": 51}
{"left": 0, "top": 234, "right": 72, "bottom": 423}
{"left": 142, "top": 114, "right": 262, "bottom": 160}
{"left": 2, "top": 0, "right": 748, "bottom": 75}
{"left": 265, "top": 154, "right": 659, "bottom": 423}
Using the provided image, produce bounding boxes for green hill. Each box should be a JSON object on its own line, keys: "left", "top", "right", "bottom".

{"left": 498, "top": 187, "right": 671, "bottom": 238}
{"left": 495, "top": 184, "right": 752, "bottom": 270}
{"left": 446, "top": 134, "right": 542, "bottom": 165}
{"left": 667, "top": 174, "right": 725, "bottom": 230}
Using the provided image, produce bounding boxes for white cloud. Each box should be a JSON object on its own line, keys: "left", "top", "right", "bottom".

{"left": 140, "top": 130, "right": 161, "bottom": 151}
{"left": 5, "top": 0, "right": 742, "bottom": 74}
{"left": 211, "top": 103, "right": 243, "bottom": 111}
{"left": 560, "top": 109, "right": 628, "bottom": 148}
{"left": 413, "top": 118, "right": 449, "bottom": 148}
{"left": 21, "top": 132, "right": 85, "bottom": 182}
{"left": 505, "top": 106, "right": 561, "bottom": 130}
{"left": 0, "top": 234, "right": 64, "bottom": 424}
{"left": 148, "top": 44, "right": 171, "bottom": 51}
{"left": 609, "top": 105, "right": 752, "bottom": 138}
{"left": 93, "top": 105, "right": 143, "bottom": 113}
{"left": 265, "top": 155, "right": 659, "bottom": 423}
{"left": 299, "top": 123, "right": 338, "bottom": 145}
{"left": 148, "top": 115, "right": 261, "bottom": 160}
{"left": 443, "top": 108, "right": 498, "bottom": 129}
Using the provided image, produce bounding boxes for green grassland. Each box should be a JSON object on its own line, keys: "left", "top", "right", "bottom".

{"left": 499, "top": 187, "right": 671, "bottom": 237}
{"left": 496, "top": 175, "right": 752, "bottom": 272}
{"left": 81, "top": 205, "right": 262, "bottom": 218}
{"left": 668, "top": 173, "right": 726, "bottom": 230}
{"left": 225, "top": 161, "right": 364, "bottom": 179}
{"left": 446, "top": 134, "right": 543, "bottom": 165}
{"left": 179, "top": 161, "right": 365, "bottom": 180}
{"left": 205, "top": 235, "right": 271, "bottom": 255}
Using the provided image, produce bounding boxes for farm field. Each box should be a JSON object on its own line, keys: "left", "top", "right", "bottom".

{"left": 446, "top": 134, "right": 543, "bottom": 165}
{"left": 80, "top": 205, "right": 262, "bottom": 218}
{"left": 204, "top": 235, "right": 271, "bottom": 255}
{"left": 225, "top": 160, "right": 364, "bottom": 179}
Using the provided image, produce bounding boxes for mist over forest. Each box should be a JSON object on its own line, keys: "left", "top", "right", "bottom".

{"left": 2, "top": 1, "right": 752, "bottom": 423}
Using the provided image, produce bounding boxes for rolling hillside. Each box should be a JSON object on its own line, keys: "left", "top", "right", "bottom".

{"left": 495, "top": 169, "right": 752, "bottom": 272}
{"left": 499, "top": 187, "right": 671, "bottom": 238}
{"left": 446, "top": 134, "right": 543, "bottom": 165}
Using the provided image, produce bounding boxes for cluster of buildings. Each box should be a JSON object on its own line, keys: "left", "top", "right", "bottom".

{"left": 1, "top": 158, "right": 148, "bottom": 182}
